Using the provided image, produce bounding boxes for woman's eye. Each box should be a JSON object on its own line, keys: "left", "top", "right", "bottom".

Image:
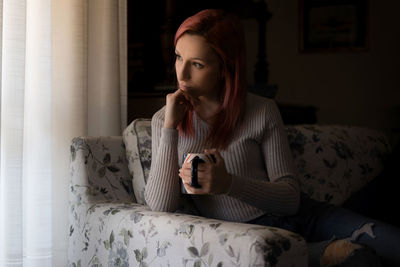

{"left": 175, "top": 54, "right": 182, "bottom": 61}
{"left": 193, "top": 62, "right": 204, "bottom": 69}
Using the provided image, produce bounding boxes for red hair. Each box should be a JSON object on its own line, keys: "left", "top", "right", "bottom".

{"left": 174, "top": 9, "right": 247, "bottom": 149}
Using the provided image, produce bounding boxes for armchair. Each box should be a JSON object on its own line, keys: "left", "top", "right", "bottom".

{"left": 69, "top": 134, "right": 307, "bottom": 266}
{"left": 69, "top": 118, "right": 391, "bottom": 267}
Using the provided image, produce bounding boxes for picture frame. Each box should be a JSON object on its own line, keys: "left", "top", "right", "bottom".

{"left": 299, "top": 0, "right": 369, "bottom": 53}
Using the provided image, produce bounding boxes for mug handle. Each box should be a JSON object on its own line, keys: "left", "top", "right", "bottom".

{"left": 190, "top": 156, "right": 203, "bottom": 188}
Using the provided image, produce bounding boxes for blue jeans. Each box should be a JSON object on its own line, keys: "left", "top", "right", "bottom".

{"left": 247, "top": 194, "right": 400, "bottom": 267}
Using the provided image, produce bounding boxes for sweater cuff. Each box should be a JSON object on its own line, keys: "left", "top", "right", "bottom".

{"left": 160, "top": 127, "right": 179, "bottom": 145}
{"left": 226, "top": 175, "right": 247, "bottom": 197}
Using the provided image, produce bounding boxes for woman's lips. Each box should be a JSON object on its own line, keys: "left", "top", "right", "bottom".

{"left": 179, "top": 85, "right": 193, "bottom": 92}
{"left": 179, "top": 85, "right": 196, "bottom": 98}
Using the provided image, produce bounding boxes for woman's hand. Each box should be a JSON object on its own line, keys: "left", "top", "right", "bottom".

{"left": 178, "top": 149, "right": 232, "bottom": 195}
{"left": 164, "top": 89, "right": 192, "bottom": 129}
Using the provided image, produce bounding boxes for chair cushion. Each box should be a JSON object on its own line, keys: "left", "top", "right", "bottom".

{"left": 122, "top": 119, "right": 152, "bottom": 204}
{"left": 287, "top": 125, "right": 391, "bottom": 205}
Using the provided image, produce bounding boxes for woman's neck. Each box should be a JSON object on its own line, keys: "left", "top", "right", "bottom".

{"left": 193, "top": 96, "right": 221, "bottom": 125}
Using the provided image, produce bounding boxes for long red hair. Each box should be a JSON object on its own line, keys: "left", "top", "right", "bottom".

{"left": 174, "top": 9, "right": 247, "bottom": 149}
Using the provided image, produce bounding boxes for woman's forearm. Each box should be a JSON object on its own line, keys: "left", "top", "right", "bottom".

{"left": 145, "top": 120, "right": 181, "bottom": 211}
{"left": 227, "top": 175, "right": 300, "bottom": 216}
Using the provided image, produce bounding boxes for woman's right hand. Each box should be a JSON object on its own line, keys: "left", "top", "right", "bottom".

{"left": 164, "top": 89, "right": 192, "bottom": 129}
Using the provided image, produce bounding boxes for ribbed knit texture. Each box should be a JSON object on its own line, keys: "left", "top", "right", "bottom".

{"left": 145, "top": 93, "right": 300, "bottom": 222}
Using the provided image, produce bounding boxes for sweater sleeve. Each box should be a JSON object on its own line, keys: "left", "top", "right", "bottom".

{"left": 227, "top": 101, "right": 300, "bottom": 216}
{"left": 144, "top": 108, "right": 182, "bottom": 212}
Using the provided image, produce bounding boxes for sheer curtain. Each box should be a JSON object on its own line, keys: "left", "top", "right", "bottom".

{"left": 0, "top": 0, "right": 127, "bottom": 266}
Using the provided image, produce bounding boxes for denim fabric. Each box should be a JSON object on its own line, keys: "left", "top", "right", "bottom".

{"left": 247, "top": 194, "right": 400, "bottom": 267}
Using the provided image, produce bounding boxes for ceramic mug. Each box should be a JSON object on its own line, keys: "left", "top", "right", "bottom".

{"left": 181, "top": 153, "right": 216, "bottom": 193}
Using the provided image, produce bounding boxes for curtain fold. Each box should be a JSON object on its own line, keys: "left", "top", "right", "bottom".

{"left": 1, "top": 0, "right": 52, "bottom": 265}
{"left": 23, "top": 0, "right": 52, "bottom": 265}
{"left": 88, "top": 0, "right": 121, "bottom": 136}
{"left": 0, "top": 0, "right": 127, "bottom": 265}
{"left": 51, "top": 0, "right": 89, "bottom": 265}
{"left": 0, "top": 0, "right": 28, "bottom": 265}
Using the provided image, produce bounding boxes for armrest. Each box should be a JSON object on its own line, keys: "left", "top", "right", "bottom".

{"left": 69, "top": 202, "right": 308, "bottom": 266}
{"left": 69, "top": 136, "right": 135, "bottom": 205}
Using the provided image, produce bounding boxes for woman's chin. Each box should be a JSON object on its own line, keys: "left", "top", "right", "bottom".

{"left": 183, "top": 93, "right": 199, "bottom": 105}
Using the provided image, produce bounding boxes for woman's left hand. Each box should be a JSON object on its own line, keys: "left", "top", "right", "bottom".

{"left": 178, "top": 149, "right": 232, "bottom": 195}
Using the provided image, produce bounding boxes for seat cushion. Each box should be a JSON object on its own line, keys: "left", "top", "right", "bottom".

{"left": 122, "top": 118, "right": 152, "bottom": 204}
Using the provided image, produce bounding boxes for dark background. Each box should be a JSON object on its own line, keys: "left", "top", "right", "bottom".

{"left": 127, "top": 0, "right": 400, "bottom": 141}
{"left": 127, "top": 0, "right": 265, "bottom": 94}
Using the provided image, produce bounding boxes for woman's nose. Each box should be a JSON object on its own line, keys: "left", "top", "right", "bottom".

{"left": 177, "top": 62, "right": 190, "bottom": 81}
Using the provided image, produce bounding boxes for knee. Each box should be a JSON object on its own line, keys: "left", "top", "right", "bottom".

{"left": 321, "top": 239, "right": 381, "bottom": 267}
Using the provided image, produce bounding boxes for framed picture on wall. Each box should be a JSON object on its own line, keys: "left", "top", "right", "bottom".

{"left": 299, "top": 0, "right": 369, "bottom": 52}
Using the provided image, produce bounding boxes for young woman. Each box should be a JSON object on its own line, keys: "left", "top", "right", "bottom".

{"left": 145, "top": 9, "right": 400, "bottom": 267}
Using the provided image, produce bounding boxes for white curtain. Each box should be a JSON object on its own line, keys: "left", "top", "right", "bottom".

{"left": 0, "top": 0, "right": 127, "bottom": 266}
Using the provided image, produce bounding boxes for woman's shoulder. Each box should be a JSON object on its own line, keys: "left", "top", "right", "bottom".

{"left": 245, "top": 93, "right": 278, "bottom": 116}
{"left": 151, "top": 106, "right": 166, "bottom": 126}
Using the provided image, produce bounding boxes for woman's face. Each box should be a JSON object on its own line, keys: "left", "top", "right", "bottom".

{"left": 175, "top": 34, "right": 223, "bottom": 103}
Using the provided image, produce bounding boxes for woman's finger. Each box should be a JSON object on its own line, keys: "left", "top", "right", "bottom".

{"left": 183, "top": 182, "right": 205, "bottom": 195}
{"left": 182, "top": 182, "right": 194, "bottom": 194}
{"left": 204, "top": 149, "right": 222, "bottom": 164}
{"left": 179, "top": 167, "right": 190, "bottom": 177}
{"left": 164, "top": 89, "right": 192, "bottom": 129}
{"left": 179, "top": 172, "right": 191, "bottom": 184}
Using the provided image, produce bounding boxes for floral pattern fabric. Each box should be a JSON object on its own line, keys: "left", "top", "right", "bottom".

{"left": 69, "top": 136, "right": 308, "bottom": 267}
{"left": 123, "top": 119, "right": 152, "bottom": 205}
{"left": 70, "top": 136, "right": 135, "bottom": 204}
{"left": 286, "top": 125, "right": 391, "bottom": 205}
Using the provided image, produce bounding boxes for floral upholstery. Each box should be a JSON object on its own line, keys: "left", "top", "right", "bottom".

{"left": 123, "top": 119, "right": 391, "bottom": 206}
{"left": 123, "top": 119, "right": 151, "bottom": 204}
{"left": 70, "top": 120, "right": 391, "bottom": 266}
{"left": 287, "top": 125, "right": 391, "bottom": 205}
{"left": 69, "top": 136, "right": 308, "bottom": 267}
{"left": 70, "top": 136, "right": 135, "bottom": 204}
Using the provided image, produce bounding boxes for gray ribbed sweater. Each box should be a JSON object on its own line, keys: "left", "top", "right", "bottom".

{"left": 145, "top": 93, "right": 300, "bottom": 222}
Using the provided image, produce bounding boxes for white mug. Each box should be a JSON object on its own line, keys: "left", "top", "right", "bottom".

{"left": 181, "top": 153, "right": 215, "bottom": 193}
